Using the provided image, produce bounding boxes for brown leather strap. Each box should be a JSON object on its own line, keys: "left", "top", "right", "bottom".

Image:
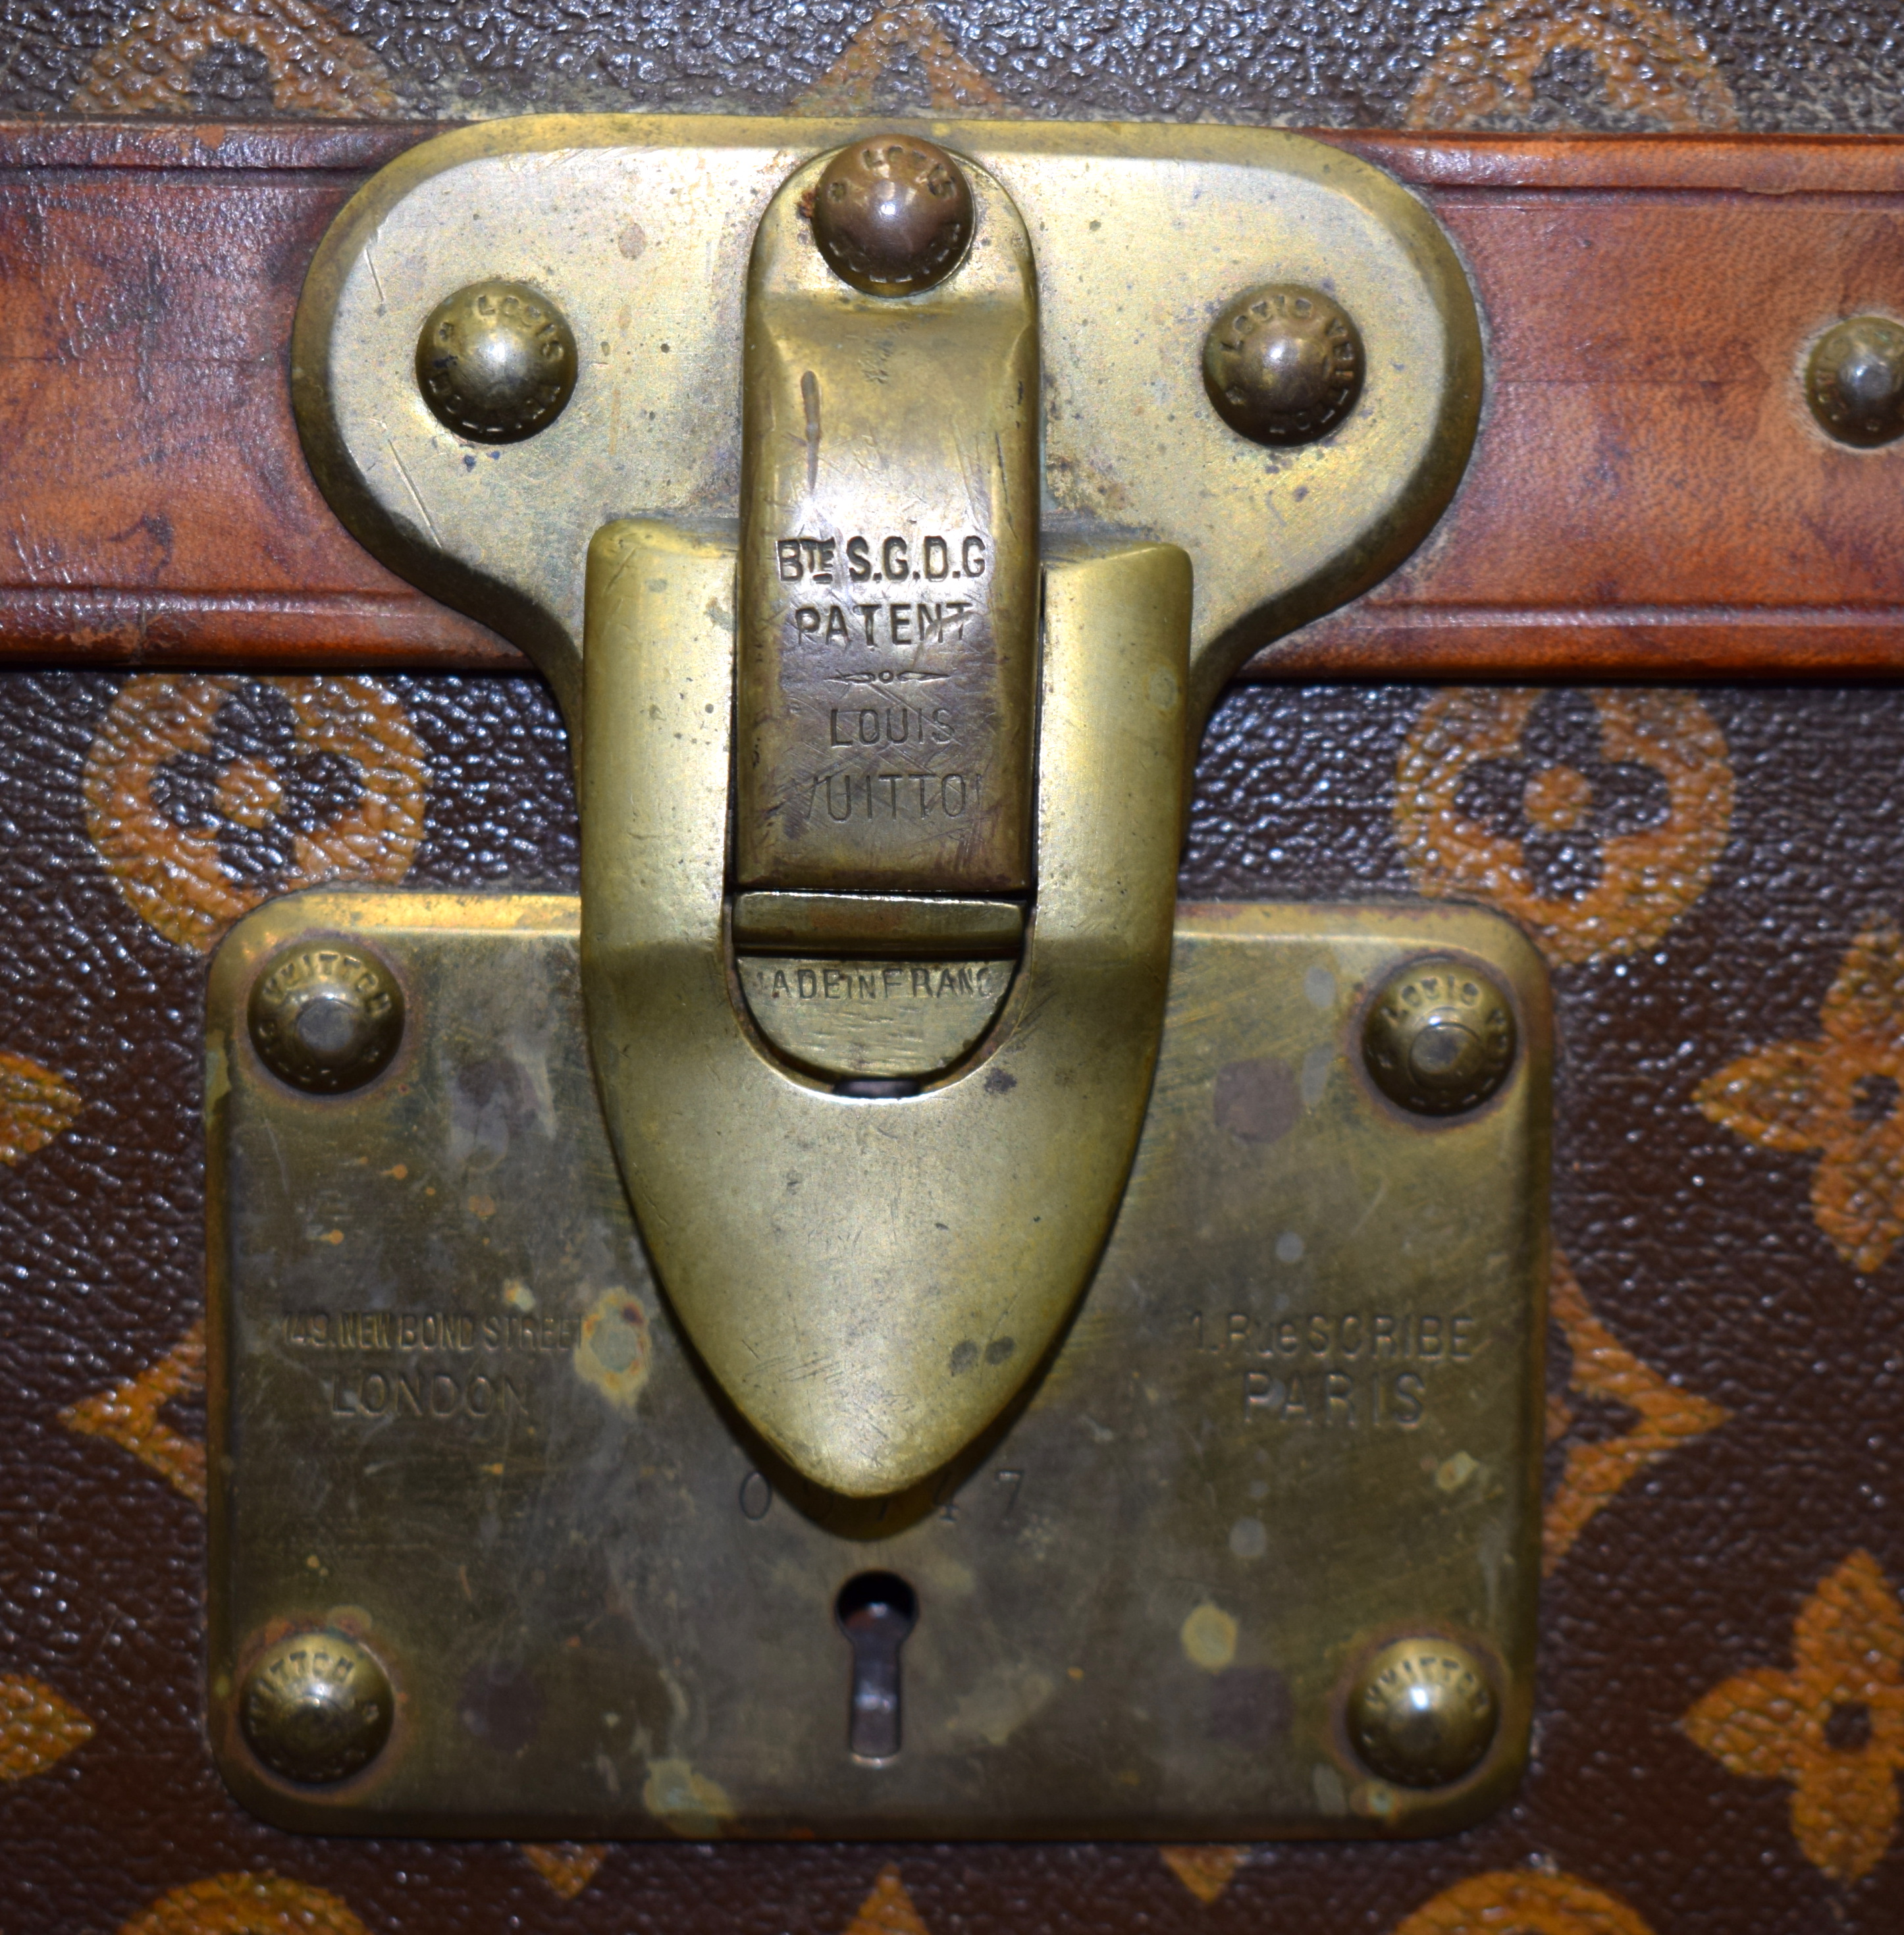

{"left": 6, "top": 120, "right": 1902, "bottom": 677}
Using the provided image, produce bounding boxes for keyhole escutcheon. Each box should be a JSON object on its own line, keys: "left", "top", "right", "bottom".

{"left": 836, "top": 1570, "right": 918, "bottom": 1761}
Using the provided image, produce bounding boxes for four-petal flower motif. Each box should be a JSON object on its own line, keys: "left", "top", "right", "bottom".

{"left": 1683, "top": 1549, "right": 1904, "bottom": 1886}
{"left": 1697, "top": 926, "right": 1904, "bottom": 1274}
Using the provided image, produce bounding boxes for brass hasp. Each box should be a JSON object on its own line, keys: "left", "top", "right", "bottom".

{"left": 290, "top": 115, "right": 1484, "bottom": 1495}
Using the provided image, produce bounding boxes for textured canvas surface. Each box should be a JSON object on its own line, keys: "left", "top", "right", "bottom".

{"left": 2, "top": 0, "right": 1903, "bottom": 1927}
{"left": 5, "top": 0, "right": 1904, "bottom": 130}
{"left": 0, "top": 672, "right": 1900, "bottom": 1930}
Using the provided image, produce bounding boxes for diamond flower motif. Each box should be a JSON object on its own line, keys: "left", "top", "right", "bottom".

{"left": 0, "top": 1049, "right": 80, "bottom": 1167}
{"left": 0, "top": 1675, "right": 93, "bottom": 1782}
{"left": 1544, "top": 1254, "right": 1728, "bottom": 1576}
{"left": 523, "top": 1843, "right": 606, "bottom": 1901}
{"left": 1683, "top": 1549, "right": 1904, "bottom": 1885}
{"left": 1696, "top": 926, "right": 1904, "bottom": 1274}
{"left": 1160, "top": 1845, "right": 1244, "bottom": 1905}
{"left": 59, "top": 1322, "right": 206, "bottom": 1510}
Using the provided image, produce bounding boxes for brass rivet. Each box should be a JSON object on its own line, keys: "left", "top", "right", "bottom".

{"left": 1346, "top": 1635, "right": 1498, "bottom": 1789}
{"left": 1807, "top": 315, "right": 1904, "bottom": 448}
{"left": 810, "top": 136, "right": 974, "bottom": 298}
{"left": 240, "top": 1630, "right": 394, "bottom": 1785}
{"left": 1203, "top": 283, "right": 1364, "bottom": 446}
{"left": 415, "top": 279, "right": 577, "bottom": 442}
{"left": 1362, "top": 955, "right": 1515, "bottom": 1117}
{"left": 248, "top": 942, "right": 404, "bottom": 1095}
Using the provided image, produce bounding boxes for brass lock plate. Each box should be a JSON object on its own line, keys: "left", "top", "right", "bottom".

{"left": 207, "top": 890, "right": 1548, "bottom": 1840}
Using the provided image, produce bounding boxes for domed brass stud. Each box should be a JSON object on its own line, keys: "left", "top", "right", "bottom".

{"left": 810, "top": 135, "right": 974, "bottom": 298}
{"left": 1203, "top": 283, "right": 1363, "bottom": 446}
{"left": 240, "top": 1629, "right": 394, "bottom": 1785}
{"left": 415, "top": 279, "right": 577, "bottom": 442}
{"left": 1807, "top": 315, "right": 1904, "bottom": 448}
{"left": 1362, "top": 955, "right": 1515, "bottom": 1117}
{"left": 1346, "top": 1635, "right": 1498, "bottom": 1789}
{"left": 248, "top": 941, "right": 404, "bottom": 1095}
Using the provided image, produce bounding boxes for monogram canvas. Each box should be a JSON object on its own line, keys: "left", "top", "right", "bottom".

{"left": 1, "top": 1, "right": 1903, "bottom": 1931}
{"left": 3, "top": 0, "right": 1904, "bottom": 130}
{"left": 1, "top": 675, "right": 1899, "bottom": 1928}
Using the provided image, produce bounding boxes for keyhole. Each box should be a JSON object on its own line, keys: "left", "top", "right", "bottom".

{"left": 835, "top": 1570, "right": 918, "bottom": 1761}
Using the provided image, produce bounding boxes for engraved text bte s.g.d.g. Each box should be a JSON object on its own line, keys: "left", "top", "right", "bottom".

{"left": 735, "top": 149, "right": 1038, "bottom": 897}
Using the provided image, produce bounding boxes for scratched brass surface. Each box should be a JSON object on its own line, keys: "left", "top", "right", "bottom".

{"left": 292, "top": 115, "right": 1481, "bottom": 738}
{"left": 207, "top": 889, "right": 1547, "bottom": 1840}
{"left": 581, "top": 525, "right": 1186, "bottom": 1495}
{"left": 735, "top": 146, "right": 1038, "bottom": 895}
{"left": 738, "top": 956, "right": 1011, "bottom": 1078}
{"left": 731, "top": 891, "right": 1023, "bottom": 957}
{"left": 291, "top": 118, "right": 1482, "bottom": 1496}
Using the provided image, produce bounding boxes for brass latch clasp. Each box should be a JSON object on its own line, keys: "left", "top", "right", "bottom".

{"left": 291, "top": 116, "right": 1483, "bottom": 1497}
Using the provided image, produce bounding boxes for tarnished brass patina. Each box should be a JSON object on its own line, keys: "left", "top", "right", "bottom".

{"left": 243, "top": 107, "right": 1534, "bottom": 1847}
{"left": 1204, "top": 284, "right": 1365, "bottom": 448}
{"left": 289, "top": 119, "right": 1485, "bottom": 1493}
{"left": 1362, "top": 957, "right": 1516, "bottom": 1117}
{"left": 238, "top": 1630, "right": 394, "bottom": 1786}
{"left": 1806, "top": 313, "right": 1904, "bottom": 448}
{"left": 812, "top": 136, "right": 974, "bottom": 298}
{"left": 736, "top": 141, "right": 1037, "bottom": 897}
{"left": 584, "top": 523, "right": 1185, "bottom": 1491}
{"left": 207, "top": 890, "right": 1547, "bottom": 1838}
{"left": 739, "top": 956, "right": 1010, "bottom": 1080}
{"left": 1344, "top": 1636, "right": 1500, "bottom": 1790}
{"left": 292, "top": 115, "right": 1481, "bottom": 729}
{"left": 731, "top": 891, "right": 1022, "bottom": 957}
{"left": 248, "top": 940, "right": 404, "bottom": 1095}
{"left": 414, "top": 280, "right": 577, "bottom": 444}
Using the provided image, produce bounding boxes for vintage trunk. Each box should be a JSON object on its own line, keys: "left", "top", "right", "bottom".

{"left": 1, "top": 4, "right": 1903, "bottom": 1932}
